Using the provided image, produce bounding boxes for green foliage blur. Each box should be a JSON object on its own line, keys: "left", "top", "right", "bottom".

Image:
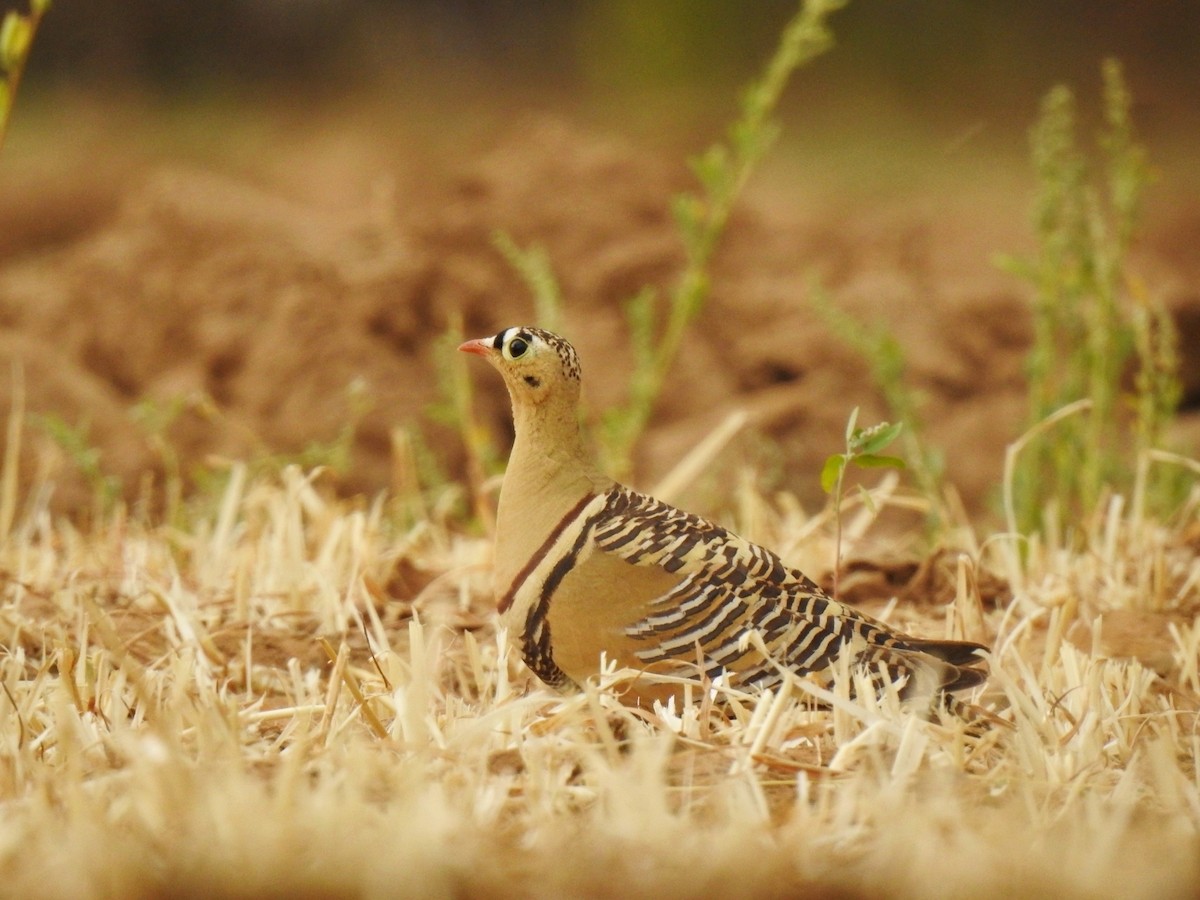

{"left": 0, "top": 0, "right": 48, "bottom": 152}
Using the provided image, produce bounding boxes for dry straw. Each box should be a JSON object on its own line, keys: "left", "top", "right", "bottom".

{"left": 0, "top": 398, "right": 1197, "bottom": 897}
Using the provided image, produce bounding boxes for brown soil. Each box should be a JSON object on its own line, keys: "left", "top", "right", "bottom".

{"left": 2, "top": 113, "right": 1198, "bottom": 517}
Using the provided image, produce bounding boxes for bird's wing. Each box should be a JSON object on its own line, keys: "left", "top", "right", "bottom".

{"left": 580, "top": 486, "right": 977, "bottom": 693}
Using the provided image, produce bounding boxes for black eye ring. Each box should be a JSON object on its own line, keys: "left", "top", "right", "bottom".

{"left": 508, "top": 337, "right": 529, "bottom": 358}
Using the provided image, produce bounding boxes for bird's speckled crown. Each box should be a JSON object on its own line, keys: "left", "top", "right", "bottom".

{"left": 495, "top": 326, "right": 581, "bottom": 381}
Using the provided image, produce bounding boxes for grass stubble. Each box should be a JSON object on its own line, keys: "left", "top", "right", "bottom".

{"left": 0, "top": 424, "right": 1197, "bottom": 899}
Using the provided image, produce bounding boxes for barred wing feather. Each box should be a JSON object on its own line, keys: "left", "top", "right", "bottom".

{"left": 593, "top": 487, "right": 986, "bottom": 696}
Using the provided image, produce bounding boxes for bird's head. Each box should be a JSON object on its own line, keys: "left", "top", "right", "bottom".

{"left": 459, "top": 326, "right": 582, "bottom": 407}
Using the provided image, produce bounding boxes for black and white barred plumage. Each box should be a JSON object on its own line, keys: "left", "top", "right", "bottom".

{"left": 514, "top": 484, "right": 985, "bottom": 697}
{"left": 461, "top": 326, "right": 988, "bottom": 707}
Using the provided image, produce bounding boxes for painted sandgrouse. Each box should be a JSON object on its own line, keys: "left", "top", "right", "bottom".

{"left": 460, "top": 326, "right": 988, "bottom": 706}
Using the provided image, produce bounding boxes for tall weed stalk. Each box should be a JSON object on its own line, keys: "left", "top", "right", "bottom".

{"left": 998, "top": 59, "right": 1182, "bottom": 534}
{"left": 601, "top": 0, "right": 846, "bottom": 478}
{"left": 0, "top": 0, "right": 49, "bottom": 153}
{"left": 498, "top": 0, "right": 847, "bottom": 480}
{"left": 428, "top": 313, "right": 503, "bottom": 527}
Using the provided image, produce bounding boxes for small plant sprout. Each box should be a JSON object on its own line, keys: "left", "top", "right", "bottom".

{"left": 810, "top": 279, "right": 945, "bottom": 529}
{"left": 820, "top": 408, "right": 905, "bottom": 596}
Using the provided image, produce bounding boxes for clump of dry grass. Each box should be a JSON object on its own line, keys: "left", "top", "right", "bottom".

{"left": 1, "top": 426, "right": 1197, "bottom": 898}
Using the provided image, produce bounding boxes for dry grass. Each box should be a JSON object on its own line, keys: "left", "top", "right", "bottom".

{"left": 0, "top": 441, "right": 1198, "bottom": 899}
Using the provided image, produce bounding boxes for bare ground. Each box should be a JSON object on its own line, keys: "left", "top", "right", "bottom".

{"left": 1, "top": 110, "right": 1198, "bottom": 518}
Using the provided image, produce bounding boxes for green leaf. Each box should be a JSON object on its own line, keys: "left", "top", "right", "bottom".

{"left": 31, "top": 0, "right": 52, "bottom": 14}
{"left": 819, "top": 454, "right": 846, "bottom": 493}
{"left": 851, "top": 453, "right": 906, "bottom": 471}
{"left": 855, "top": 420, "right": 904, "bottom": 455}
{"left": 0, "top": 12, "right": 31, "bottom": 74}
{"left": 842, "top": 406, "right": 860, "bottom": 443}
{"left": 0, "top": 80, "right": 9, "bottom": 122}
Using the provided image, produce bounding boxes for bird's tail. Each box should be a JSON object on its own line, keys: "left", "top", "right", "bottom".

{"left": 900, "top": 637, "right": 989, "bottom": 693}
{"left": 868, "top": 639, "right": 1003, "bottom": 728}
{"left": 860, "top": 637, "right": 989, "bottom": 698}
{"left": 901, "top": 637, "right": 989, "bottom": 668}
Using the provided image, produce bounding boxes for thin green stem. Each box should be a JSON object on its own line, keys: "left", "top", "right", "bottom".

{"left": 0, "top": 3, "right": 48, "bottom": 155}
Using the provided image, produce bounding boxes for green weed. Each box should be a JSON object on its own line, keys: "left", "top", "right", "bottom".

{"left": 602, "top": 0, "right": 846, "bottom": 477}
{"left": 491, "top": 232, "right": 565, "bottom": 334}
{"left": 28, "top": 382, "right": 375, "bottom": 527}
{"left": 427, "top": 313, "right": 502, "bottom": 527}
{"left": 810, "top": 281, "right": 946, "bottom": 529}
{"left": 29, "top": 413, "right": 122, "bottom": 515}
{"left": 497, "top": 0, "right": 847, "bottom": 480}
{"left": 820, "top": 408, "right": 905, "bottom": 596}
{"left": 0, "top": 0, "right": 49, "bottom": 153}
{"left": 287, "top": 379, "right": 373, "bottom": 476}
{"left": 129, "top": 394, "right": 197, "bottom": 526}
{"left": 997, "top": 59, "right": 1183, "bottom": 534}
{"left": 192, "top": 380, "right": 373, "bottom": 495}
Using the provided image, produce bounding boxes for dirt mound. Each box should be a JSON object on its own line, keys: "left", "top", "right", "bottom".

{"left": 1, "top": 115, "right": 1196, "bottom": 516}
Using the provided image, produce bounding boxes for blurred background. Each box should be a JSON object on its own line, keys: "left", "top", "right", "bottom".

{"left": 1, "top": 1, "right": 1198, "bottom": 517}
{"left": 19, "top": 2, "right": 1200, "bottom": 135}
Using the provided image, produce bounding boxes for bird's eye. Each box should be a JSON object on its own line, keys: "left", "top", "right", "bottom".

{"left": 507, "top": 337, "right": 529, "bottom": 359}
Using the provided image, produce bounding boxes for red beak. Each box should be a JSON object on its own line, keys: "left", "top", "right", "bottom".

{"left": 458, "top": 338, "right": 493, "bottom": 356}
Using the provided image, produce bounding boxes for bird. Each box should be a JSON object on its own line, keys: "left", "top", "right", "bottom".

{"left": 459, "top": 325, "right": 988, "bottom": 709}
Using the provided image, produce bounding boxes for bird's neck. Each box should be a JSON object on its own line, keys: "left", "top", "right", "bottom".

{"left": 492, "top": 395, "right": 608, "bottom": 603}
